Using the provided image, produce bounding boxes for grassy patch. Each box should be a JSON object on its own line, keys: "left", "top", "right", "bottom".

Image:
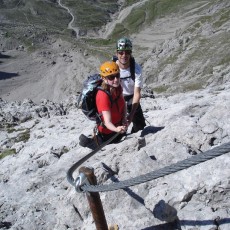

{"left": 2, "top": 1, "right": 70, "bottom": 30}
{"left": 124, "top": 8, "right": 146, "bottom": 32}
{"left": 0, "top": 0, "right": 71, "bottom": 49}
{"left": 153, "top": 85, "right": 170, "bottom": 94}
{"left": 84, "top": 37, "right": 115, "bottom": 47}
{"left": 7, "top": 127, "right": 29, "bottom": 134}
{"left": 185, "top": 21, "right": 202, "bottom": 34}
{"left": 213, "top": 8, "right": 230, "bottom": 28}
{"left": 218, "top": 55, "right": 230, "bottom": 66}
{"left": 0, "top": 148, "right": 16, "bottom": 160}
{"left": 183, "top": 82, "right": 204, "bottom": 92}
{"left": 164, "top": 52, "right": 181, "bottom": 65}
{"left": 123, "top": 0, "right": 140, "bottom": 8}
{"left": 110, "top": 23, "right": 128, "bottom": 39}
{"left": 7, "top": 128, "right": 17, "bottom": 133}
{"left": 63, "top": 0, "right": 118, "bottom": 29}
{"left": 110, "top": 0, "right": 192, "bottom": 38}
{"left": 62, "top": 146, "right": 69, "bottom": 154}
{"left": 16, "top": 129, "right": 30, "bottom": 143}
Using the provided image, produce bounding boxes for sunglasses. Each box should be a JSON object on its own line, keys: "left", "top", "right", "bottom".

{"left": 117, "top": 50, "right": 132, "bottom": 55}
{"left": 106, "top": 73, "right": 120, "bottom": 81}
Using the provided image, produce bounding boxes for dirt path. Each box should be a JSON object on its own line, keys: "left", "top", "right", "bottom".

{"left": 57, "top": 0, "right": 79, "bottom": 36}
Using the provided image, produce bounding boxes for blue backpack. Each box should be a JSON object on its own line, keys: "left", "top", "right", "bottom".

{"left": 77, "top": 74, "right": 112, "bottom": 122}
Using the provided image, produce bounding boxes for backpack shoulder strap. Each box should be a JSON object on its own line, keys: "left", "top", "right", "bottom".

{"left": 97, "top": 86, "right": 122, "bottom": 109}
{"left": 112, "top": 55, "right": 118, "bottom": 62}
{"left": 130, "top": 56, "right": 135, "bottom": 82}
{"left": 112, "top": 55, "right": 135, "bottom": 82}
{"left": 97, "top": 87, "right": 113, "bottom": 106}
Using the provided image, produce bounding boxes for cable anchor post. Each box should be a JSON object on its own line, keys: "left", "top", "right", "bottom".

{"left": 78, "top": 166, "right": 109, "bottom": 230}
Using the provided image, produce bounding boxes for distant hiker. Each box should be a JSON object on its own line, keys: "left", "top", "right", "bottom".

{"left": 114, "top": 37, "right": 146, "bottom": 133}
{"left": 95, "top": 61, "right": 127, "bottom": 144}
{"left": 79, "top": 61, "right": 127, "bottom": 148}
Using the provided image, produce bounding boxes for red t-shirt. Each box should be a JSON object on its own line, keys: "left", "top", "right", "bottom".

{"left": 96, "top": 86, "right": 125, "bottom": 134}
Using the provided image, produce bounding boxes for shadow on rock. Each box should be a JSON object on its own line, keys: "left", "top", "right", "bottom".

{"left": 143, "top": 199, "right": 230, "bottom": 229}
{"left": 153, "top": 200, "right": 178, "bottom": 223}
{"left": 0, "top": 53, "right": 11, "bottom": 59}
{"left": 0, "top": 71, "right": 19, "bottom": 80}
{"left": 142, "top": 199, "right": 180, "bottom": 230}
{"left": 0, "top": 221, "right": 12, "bottom": 229}
{"left": 141, "top": 126, "right": 164, "bottom": 137}
{"left": 180, "top": 217, "right": 230, "bottom": 228}
{"left": 142, "top": 217, "right": 230, "bottom": 230}
{"left": 142, "top": 219, "right": 181, "bottom": 230}
{"left": 101, "top": 162, "right": 145, "bottom": 205}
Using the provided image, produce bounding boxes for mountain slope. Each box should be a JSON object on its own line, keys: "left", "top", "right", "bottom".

{"left": 0, "top": 81, "right": 230, "bottom": 229}
{"left": 0, "top": 0, "right": 229, "bottom": 102}
{"left": 0, "top": 0, "right": 230, "bottom": 229}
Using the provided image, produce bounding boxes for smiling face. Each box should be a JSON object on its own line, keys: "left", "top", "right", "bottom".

{"left": 100, "top": 61, "right": 120, "bottom": 88}
{"left": 116, "top": 38, "right": 132, "bottom": 69}
{"left": 117, "top": 50, "right": 132, "bottom": 69}
{"left": 103, "top": 73, "right": 120, "bottom": 88}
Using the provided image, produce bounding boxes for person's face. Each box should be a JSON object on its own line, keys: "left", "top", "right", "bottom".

{"left": 104, "top": 73, "right": 120, "bottom": 87}
{"left": 117, "top": 50, "right": 132, "bottom": 65}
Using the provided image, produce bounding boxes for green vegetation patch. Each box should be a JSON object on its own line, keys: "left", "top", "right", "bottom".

{"left": 15, "top": 129, "right": 31, "bottom": 143}
{"left": 63, "top": 0, "right": 118, "bottom": 29}
{"left": 81, "top": 37, "right": 118, "bottom": 58}
{"left": 110, "top": 0, "right": 193, "bottom": 38}
{"left": 124, "top": 9, "right": 146, "bottom": 32}
{"left": 1, "top": 1, "right": 70, "bottom": 30}
{"left": 123, "top": 0, "right": 140, "bottom": 8}
{"left": 111, "top": 23, "right": 129, "bottom": 40}
{"left": 0, "top": 148, "right": 16, "bottom": 160}
{"left": 218, "top": 54, "right": 230, "bottom": 66}
{"left": 153, "top": 85, "right": 170, "bottom": 94}
{"left": 213, "top": 8, "right": 230, "bottom": 28}
{"left": 185, "top": 21, "right": 202, "bottom": 34}
{"left": 62, "top": 146, "right": 69, "bottom": 154}
{"left": 0, "top": 0, "right": 72, "bottom": 50}
{"left": 182, "top": 81, "right": 204, "bottom": 92}
{"left": 7, "top": 127, "right": 19, "bottom": 133}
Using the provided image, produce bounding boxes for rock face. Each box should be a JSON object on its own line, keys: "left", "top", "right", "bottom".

{"left": 0, "top": 0, "right": 230, "bottom": 229}
{"left": 0, "top": 81, "right": 230, "bottom": 230}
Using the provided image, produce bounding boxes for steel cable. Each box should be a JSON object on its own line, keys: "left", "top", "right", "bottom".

{"left": 79, "top": 141, "right": 230, "bottom": 192}
{"left": 67, "top": 132, "right": 120, "bottom": 186}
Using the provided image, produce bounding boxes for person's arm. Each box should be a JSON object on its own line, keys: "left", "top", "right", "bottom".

{"left": 102, "top": 110, "right": 127, "bottom": 133}
{"left": 127, "top": 86, "right": 141, "bottom": 123}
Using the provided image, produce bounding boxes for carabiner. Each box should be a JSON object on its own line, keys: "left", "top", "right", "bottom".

{"left": 75, "top": 172, "right": 89, "bottom": 193}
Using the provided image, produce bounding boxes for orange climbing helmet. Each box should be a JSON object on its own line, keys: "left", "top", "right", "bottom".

{"left": 100, "top": 61, "right": 119, "bottom": 78}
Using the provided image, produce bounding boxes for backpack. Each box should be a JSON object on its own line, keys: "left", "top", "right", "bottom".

{"left": 77, "top": 74, "right": 113, "bottom": 122}
{"left": 112, "top": 55, "right": 135, "bottom": 81}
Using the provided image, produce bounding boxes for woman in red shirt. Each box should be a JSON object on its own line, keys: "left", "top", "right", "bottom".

{"left": 96, "top": 61, "right": 127, "bottom": 144}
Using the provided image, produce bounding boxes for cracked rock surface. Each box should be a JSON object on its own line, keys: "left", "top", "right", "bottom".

{"left": 0, "top": 82, "right": 229, "bottom": 230}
